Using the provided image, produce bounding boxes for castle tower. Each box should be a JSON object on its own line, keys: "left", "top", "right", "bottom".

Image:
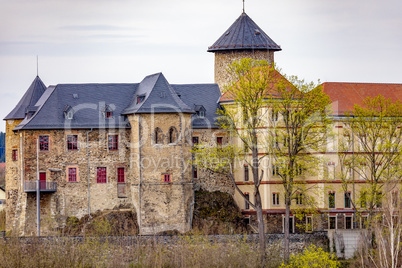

{"left": 3, "top": 76, "right": 47, "bottom": 235}
{"left": 208, "top": 12, "right": 281, "bottom": 90}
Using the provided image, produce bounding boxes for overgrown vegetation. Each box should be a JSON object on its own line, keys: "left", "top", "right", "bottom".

{"left": 192, "top": 191, "right": 249, "bottom": 234}
{"left": 280, "top": 244, "right": 340, "bottom": 268}
{"left": 0, "top": 235, "right": 284, "bottom": 268}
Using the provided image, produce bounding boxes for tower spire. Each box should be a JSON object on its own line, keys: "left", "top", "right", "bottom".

{"left": 243, "top": 0, "right": 245, "bottom": 13}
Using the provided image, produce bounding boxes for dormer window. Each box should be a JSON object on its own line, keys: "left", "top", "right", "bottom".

{"left": 194, "top": 105, "right": 206, "bottom": 118}
{"left": 103, "top": 105, "right": 113, "bottom": 119}
{"left": 106, "top": 111, "right": 112, "bottom": 119}
{"left": 137, "top": 95, "right": 145, "bottom": 104}
{"left": 64, "top": 105, "right": 74, "bottom": 120}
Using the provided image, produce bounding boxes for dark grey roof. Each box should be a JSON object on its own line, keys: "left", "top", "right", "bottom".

{"left": 122, "top": 73, "right": 194, "bottom": 114}
{"left": 208, "top": 12, "right": 281, "bottom": 52}
{"left": 172, "top": 84, "right": 221, "bottom": 129}
{"left": 15, "top": 83, "right": 138, "bottom": 130}
{"left": 12, "top": 73, "right": 221, "bottom": 131}
{"left": 4, "top": 76, "right": 47, "bottom": 120}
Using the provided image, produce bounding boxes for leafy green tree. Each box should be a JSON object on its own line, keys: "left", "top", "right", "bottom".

{"left": 266, "top": 76, "right": 332, "bottom": 262}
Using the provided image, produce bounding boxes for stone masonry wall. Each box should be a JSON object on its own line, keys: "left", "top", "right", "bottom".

{"left": 214, "top": 50, "right": 275, "bottom": 90}
{"left": 17, "top": 128, "right": 133, "bottom": 236}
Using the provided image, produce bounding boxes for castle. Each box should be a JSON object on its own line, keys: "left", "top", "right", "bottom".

{"left": 4, "top": 10, "right": 402, "bottom": 236}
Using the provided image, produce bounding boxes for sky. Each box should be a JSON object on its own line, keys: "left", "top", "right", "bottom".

{"left": 1, "top": 0, "right": 401, "bottom": 132}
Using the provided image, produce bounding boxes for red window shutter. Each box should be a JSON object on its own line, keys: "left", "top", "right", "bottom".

{"left": 97, "top": 167, "right": 107, "bottom": 183}
{"left": 117, "top": 168, "right": 125, "bottom": 183}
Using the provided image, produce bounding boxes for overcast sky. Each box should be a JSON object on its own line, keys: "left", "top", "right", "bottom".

{"left": 1, "top": 0, "right": 401, "bottom": 132}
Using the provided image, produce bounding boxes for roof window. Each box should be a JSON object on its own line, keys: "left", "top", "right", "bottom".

{"left": 137, "top": 95, "right": 145, "bottom": 104}
{"left": 64, "top": 105, "right": 74, "bottom": 120}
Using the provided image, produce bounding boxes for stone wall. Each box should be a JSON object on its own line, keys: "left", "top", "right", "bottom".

{"left": 214, "top": 50, "right": 275, "bottom": 90}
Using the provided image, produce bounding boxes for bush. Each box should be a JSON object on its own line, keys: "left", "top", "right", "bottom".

{"left": 281, "top": 244, "right": 340, "bottom": 268}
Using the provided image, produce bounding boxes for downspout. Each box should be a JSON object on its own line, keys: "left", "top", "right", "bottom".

{"left": 138, "top": 116, "right": 142, "bottom": 234}
{"left": 36, "top": 138, "right": 40, "bottom": 236}
{"left": 189, "top": 122, "right": 195, "bottom": 229}
{"left": 87, "top": 128, "right": 93, "bottom": 217}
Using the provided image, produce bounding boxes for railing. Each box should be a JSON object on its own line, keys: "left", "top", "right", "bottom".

{"left": 24, "top": 181, "right": 57, "bottom": 193}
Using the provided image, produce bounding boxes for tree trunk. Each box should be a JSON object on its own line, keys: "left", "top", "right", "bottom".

{"left": 284, "top": 198, "right": 290, "bottom": 264}
{"left": 255, "top": 192, "right": 266, "bottom": 264}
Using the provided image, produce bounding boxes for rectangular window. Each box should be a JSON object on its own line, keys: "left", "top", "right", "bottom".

{"left": 193, "top": 166, "right": 198, "bottom": 179}
{"left": 345, "top": 216, "right": 352, "bottom": 229}
{"left": 329, "top": 192, "right": 335, "bottom": 208}
{"left": 106, "top": 111, "right": 112, "bottom": 119}
{"left": 117, "top": 167, "right": 125, "bottom": 183}
{"left": 245, "top": 193, "right": 250, "bottom": 210}
{"left": 329, "top": 216, "right": 337, "bottom": 229}
{"left": 296, "top": 193, "right": 304, "bottom": 205}
{"left": 271, "top": 109, "right": 279, "bottom": 122}
{"left": 244, "top": 165, "right": 249, "bottom": 182}
{"left": 344, "top": 192, "right": 351, "bottom": 208}
{"left": 361, "top": 216, "right": 368, "bottom": 229}
{"left": 273, "top": 193, "right": 280, "bottom": 206}
{"left": 12, "top": 149, "right": 18, "bottom": 161}
{"left": 376, "top": 192, "right": 382, "bottom": 208}
{"left": 67, "top": 135, "right": 78, "bottom": 151}
{"left": 272, "top": 165, "right": 279, "bottom": 176}
{"left": 216, "top": 137, "right": 223, "bottom": 146}
{"left": 108, "top": 135, "right": 118, "bottom": 151}
{"left": 68, "top": 168, "right": 77, "bottom": 182}
{"left": 192, "top": 137, "right": 199, "bottom": 145}
{"left": 306, "top": 216, "right": 313, "bottom": 232}
{"left": 39, "top": 135, "right": 49, "bottom": 151}
{"left": 97, "top": 167, "right": 107, "bottom": 183}
{"left": 392, "top": 191, "right": 398, "bottom": 208}
{"left": 360, "top": 191, "right": 367, "bottom": 208}
{"left": 163, "top": 174, "right": 171, "bottom": 183}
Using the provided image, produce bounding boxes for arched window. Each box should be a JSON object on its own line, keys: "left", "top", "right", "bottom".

{"left": 154, "top": 128, "right": 163, "bottom": 144}
{"left": 168, "top": 127, "right": 178, "bottom": 144}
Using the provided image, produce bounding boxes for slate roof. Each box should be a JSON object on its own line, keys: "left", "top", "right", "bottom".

{"left": 322, "top": 82, "right": 402, "bottom": 116}
{"left": 172, "top": 84, "right": 221, "bottom": 129}
{"left": 4, "top": 76, "right": 47, "bottom": 120}
{"left": 11, "top": 73, "right": 221, "bottom": 130}
{"left": 208, "top": 12, "right": 281, "bottom": 52}
{"left": 122, "top": 73, "right": 194, "bottom": 114}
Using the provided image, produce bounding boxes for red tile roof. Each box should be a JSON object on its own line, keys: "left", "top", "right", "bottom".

{"left": 322, "top": 82, "right": 402, "bottom": 115}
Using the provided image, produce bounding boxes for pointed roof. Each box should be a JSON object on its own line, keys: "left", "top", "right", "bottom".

{"left": 208, "top": 12, "right": 281, "bottom": 52}
{"left": 4, "top": 76, "right": 47, "bottom": 120}
{"left": 122, "top": 73, "right": 194, "bottom": 114}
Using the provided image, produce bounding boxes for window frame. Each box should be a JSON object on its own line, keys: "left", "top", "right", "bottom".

{"left": 67, "top": 135, "right": 78, "bottom": 151}
{"left": 328, "top": 192, "right": 335, "bottom": 209}
{"left": 68, "top": 167, "right": 77, "bottom": 182}
{"left": 39, "top": 135, "right": 49, "bottom": 151}
{"left": 106, "top": 111, "right": 112, "bottom": 119}
{"left": 163, "top": 174, "right": 171, "bottom": 183}
{"left": 193, "top": 166, "right": 198, "bottom": 179}
{"left": 344, "top": 192, "right": 351, "bottom": 208}
{"left": 244, "top": 193, "right": 250, "bottom": 210}
{"left": 12, "top": 149, "right": 18, "bottom": 161}
{"left": 216, "top": 137, "right": 223, "bottom": 146}
{"left": 192, "top": 136, "right": 199, "bottom": 146}
{"left": 97, "top": 167, "right": 107, "bottom": 183}
{"left": 108, "top": 134, "right": 119, "bottom": 151}
{"left": 272, "top": 192, "right": 280, "bottom": 206}
{"left": 244, "top": 165, "right": 249, "bottom": 182}
{"left": 306, "top": 216, "right": 313, "bottom": 232}
{"left": 117, "top": 167, "right": 125, "bottom": 183}
{"left": 345, "top": 215, "right": 353, "bottom": 229}
{"left": 329, "top": 216, "right": 337, "bottom": 229}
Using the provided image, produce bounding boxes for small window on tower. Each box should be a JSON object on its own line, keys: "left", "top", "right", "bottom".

{"left": 163, "top": 174, "right": 171, "bottom": 183}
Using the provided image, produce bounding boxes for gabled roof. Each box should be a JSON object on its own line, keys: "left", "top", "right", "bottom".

{"left": 208, "top": 12, "right": 281, "bottom": 52}
{"left": 122, "top": 73, "right": 194, "bottom": 114}
{"left": 322, "top": 82, "right": 402, "bottom": 116}
{"left": 4, "top": 76, "right": 47, "bottom": 120}
{"left": 15, "top": 83, "right": 137, "bottom": 130}
{"left": 172, "top": 84, "right": 221, "bottom": 129}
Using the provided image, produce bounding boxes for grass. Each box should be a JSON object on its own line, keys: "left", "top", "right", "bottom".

{"left": 0, "top": 235, "right": 284, "bottom": 268}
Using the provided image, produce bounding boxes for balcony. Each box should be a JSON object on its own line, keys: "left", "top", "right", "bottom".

{"left": 24, "top": 181, "right": 57, "bottom": 193}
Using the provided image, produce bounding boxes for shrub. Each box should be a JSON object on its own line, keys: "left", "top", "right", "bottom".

{"left": 281, "top": 244, "right": 340, "bottom": 268}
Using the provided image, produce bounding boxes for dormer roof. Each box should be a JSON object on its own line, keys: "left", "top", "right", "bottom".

{"left": 208, "top": 12, "right": 281, "bottom": 52}
{"left": 4, "top": 76, "right": 47, "bottom": 120}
